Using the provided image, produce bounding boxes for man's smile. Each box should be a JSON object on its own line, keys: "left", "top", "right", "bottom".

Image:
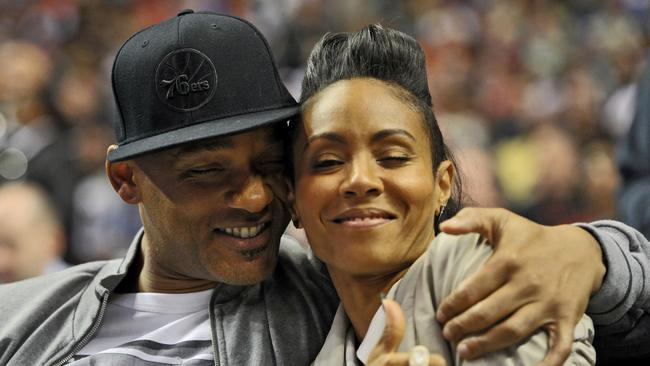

{"left": 216, "top": 222, "right": 267, "bottom": 238}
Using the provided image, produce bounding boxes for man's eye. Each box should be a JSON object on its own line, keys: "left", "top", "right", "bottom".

{"left": 191, "top": 168, "right": 219, "bottom": 174}
{"left": 186, "top": 167, "right": 224, "bottom": 177}
{"left": 313, "top": 159, "right": 343, "bottom": 169}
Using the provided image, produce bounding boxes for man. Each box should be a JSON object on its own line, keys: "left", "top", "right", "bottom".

{"left": 0, "top": 9, "right": 648, "bottom": 366}
{"left": 0, "top": 10, "right": 338, "bottom": 365}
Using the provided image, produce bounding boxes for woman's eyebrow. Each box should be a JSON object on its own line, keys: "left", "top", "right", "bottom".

{"left": 371, "top": 129, "right": 416, "bottom": 143}
{"left": 304, "top": 132, "right": 346, "bottom": 151}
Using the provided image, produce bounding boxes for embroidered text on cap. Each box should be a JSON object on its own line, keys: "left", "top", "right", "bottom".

{"left": 155, "top": 48, "right": 217, "bottom": 112}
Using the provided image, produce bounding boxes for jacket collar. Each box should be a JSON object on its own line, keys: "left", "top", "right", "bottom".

{"left": 97, "top": 227, "right": 144, "bottom": 295}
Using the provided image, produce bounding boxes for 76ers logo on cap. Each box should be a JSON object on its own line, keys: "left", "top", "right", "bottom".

{"left": 155, "top": 48, "right": 217, "bottom": 111}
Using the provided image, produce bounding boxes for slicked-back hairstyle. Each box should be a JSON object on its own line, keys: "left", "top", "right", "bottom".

{"left": 301, "top": 25, "right": 431, "bottom": 107}
{"left": 299, "top": 24, "right": 463, "bottom": 228}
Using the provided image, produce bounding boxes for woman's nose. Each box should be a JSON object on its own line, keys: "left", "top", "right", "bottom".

{"left": 339, "top": 158, "right": 383, "bottom": 199}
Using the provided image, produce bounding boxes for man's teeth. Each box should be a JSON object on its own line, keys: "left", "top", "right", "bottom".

{"left": 217, "top": 223, "right": 266, "bottom": 238}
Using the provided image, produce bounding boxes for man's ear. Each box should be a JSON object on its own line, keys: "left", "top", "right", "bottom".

{"left": 284, "top": 177, "right": 301, "bottom": 228}
{"left": 435, "top": 160, "right": 455, "bottom": 207}
{"left": 106, "top": 145, "right": 140, "bottom": 204}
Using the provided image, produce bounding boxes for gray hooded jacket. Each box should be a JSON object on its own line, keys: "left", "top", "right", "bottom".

{"left": 0, "top": 231, "right": 338, "bottom": 366}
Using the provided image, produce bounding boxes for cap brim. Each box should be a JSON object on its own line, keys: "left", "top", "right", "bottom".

{"left": 107, "top": 105, "right": 299, "bottom": 162}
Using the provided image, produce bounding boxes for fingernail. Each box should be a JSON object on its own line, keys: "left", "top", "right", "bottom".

{"left": 457, "top": 342, "right": 469, "bottom": 359}
{"left": 442, "top": 325, "right": 454, "bottom": 340}
{"left": 436, "top": 309, "right": 448, "bottom": 322}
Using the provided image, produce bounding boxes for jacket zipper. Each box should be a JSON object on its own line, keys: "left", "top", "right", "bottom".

{"left": 209, "top": 289, "right": 220, "bottom": 366}
{"left": 51, "top": 292, "right": 110, "bottom": 366}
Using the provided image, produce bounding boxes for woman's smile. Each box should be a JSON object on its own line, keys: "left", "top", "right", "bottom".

{"left": 331, "top": 207, "right": 397, "bottom": 228}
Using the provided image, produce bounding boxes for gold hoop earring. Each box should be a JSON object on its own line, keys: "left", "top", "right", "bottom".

{"left": 436, "top": 204, "right": 446, "bottom": 226}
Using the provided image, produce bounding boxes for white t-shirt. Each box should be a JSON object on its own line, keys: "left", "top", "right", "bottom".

{"left": 67, "top": 289, "right": 214, "bottom": 365}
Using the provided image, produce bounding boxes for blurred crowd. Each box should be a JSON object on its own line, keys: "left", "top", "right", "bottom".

{"left": 0, "top": 0, "right": 648, "bottom": 281}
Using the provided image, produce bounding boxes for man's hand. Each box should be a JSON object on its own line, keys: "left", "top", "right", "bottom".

{"left": 436, "top": 207, "right": 605, "bottom": 366}
{"left": 368, "top": 299, "right": 447, "bottom": 366}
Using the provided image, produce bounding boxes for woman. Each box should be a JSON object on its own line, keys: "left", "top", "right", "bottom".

{"left": 288, "top": 25, "right": 595, "bottom": 365}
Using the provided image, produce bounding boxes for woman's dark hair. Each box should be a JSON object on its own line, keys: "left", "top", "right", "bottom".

{"left": 297, "top": 24, "right": 463, "bottom": 231}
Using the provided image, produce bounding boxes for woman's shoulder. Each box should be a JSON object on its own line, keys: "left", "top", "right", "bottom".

{"left": 426, "top": 232, "right": 491, "bottom": 270}
{"left": 420, "top": 232, "right": 493, "bottom": 301}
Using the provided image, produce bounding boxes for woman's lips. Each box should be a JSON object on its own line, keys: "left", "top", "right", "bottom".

{"left": 332, "top": 208, "right": 396, "bottom": 227}
{"left": 336, "top": 216, "right": 393, "bottom": 227}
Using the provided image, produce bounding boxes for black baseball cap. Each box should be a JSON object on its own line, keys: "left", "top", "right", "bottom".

{"left": 107, "top": 10, "right": 299, "bottom": 162}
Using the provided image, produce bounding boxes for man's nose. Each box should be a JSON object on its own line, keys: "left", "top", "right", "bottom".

{"left": 229, "top": 175, "right": 273, "bottom": 213}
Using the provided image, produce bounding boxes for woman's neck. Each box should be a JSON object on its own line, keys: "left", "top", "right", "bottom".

{"left": 329, "top": 266, "right": 410, "bottom": 341}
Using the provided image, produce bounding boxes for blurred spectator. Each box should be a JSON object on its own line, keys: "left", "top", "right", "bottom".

{"left": 618, "top": 52, "right": 650, "bottom": 238}
{"left": 0, "top": 181, "right": 68, "bottom": 283}
{"left": 524, "top": 123, "right": 587, "bottom": 224}
{"left": 0, "top": 39, "right": 78, "bottom": 252}
{"left": 69, "top": 170, "right": 141, "bottom": 263}
{"left": 456, "top": 147, "right": 502, "bottom": 207}
{"left": 0, "top": 40, "right": 56, "bottom": 182}
{"left": 583, "top": 141, "right": 619, "bottom": 219}
{"left": 602, "top": 78, "right": 637, "bottom": 139}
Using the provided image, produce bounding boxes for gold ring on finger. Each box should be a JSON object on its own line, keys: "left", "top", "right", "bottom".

{"left": 409, "top": 345, "right": 429, "bottom": 366}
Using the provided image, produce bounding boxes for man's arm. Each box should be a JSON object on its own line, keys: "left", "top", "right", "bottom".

{"left": 434, "top": 208, "right": 650, "bottom": 366}
{"left": 578, "top": 221, "right": 650, "bottom": 330}
{"left": 578, "top": 221, "right": 650, "bottom": 363}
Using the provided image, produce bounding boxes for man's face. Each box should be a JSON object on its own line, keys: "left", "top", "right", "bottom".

{"left": 132, "top": 126, "right": 290, "bottom": 286}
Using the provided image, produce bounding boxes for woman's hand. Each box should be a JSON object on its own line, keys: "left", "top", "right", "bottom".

{"left": 436, "top": 207, "right": 605, "bottom": 366}
{"left": 368, "top": 299, "right": 447, "bottom": 366}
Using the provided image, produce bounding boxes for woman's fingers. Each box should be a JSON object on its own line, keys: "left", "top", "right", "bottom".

{"left": 370, "top": 351, "right": 447, "bottom": 366}
{"left": 367, "top": 299, "right": 407, "bottom": 362}
{"left": 368, "top": 300, "right": 447, "bottom": 366}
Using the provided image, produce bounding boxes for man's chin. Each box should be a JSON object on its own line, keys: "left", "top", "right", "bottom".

{"left": 213, "top": 256, "right": 278, "bottom": 286}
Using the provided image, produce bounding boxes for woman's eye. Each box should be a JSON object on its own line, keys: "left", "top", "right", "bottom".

{"left": 378, "top": 155, "right": 412, "bottom": 166}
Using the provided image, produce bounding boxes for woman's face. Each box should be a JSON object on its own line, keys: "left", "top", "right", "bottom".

{"left": 292, "top": 78, "right": 452, "bottom": 277}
